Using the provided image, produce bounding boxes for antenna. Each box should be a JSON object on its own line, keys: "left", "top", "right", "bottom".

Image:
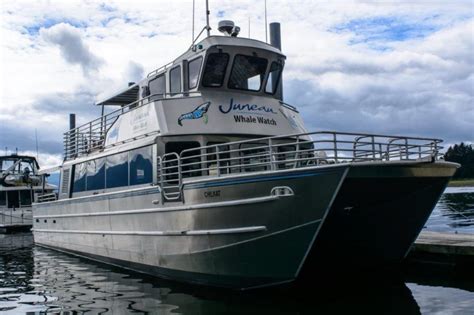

{"left": 248, "top": 17, "right": 250, "bottom": 37}
{"left": 205, "top": 0, "right": 211, "bottom": 37}
{"left": 192, "top": 0, "right": 195, "bottom": 43}
{"left": 264, "top": 0, "right": 268, "bottom": 43}
{"left": 35, "top": 128, "right": 39, "bottom": 160}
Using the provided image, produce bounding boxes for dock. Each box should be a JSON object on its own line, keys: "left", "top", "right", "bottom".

{"left": 407, "top": 231, "right": 474, "bottom": 269}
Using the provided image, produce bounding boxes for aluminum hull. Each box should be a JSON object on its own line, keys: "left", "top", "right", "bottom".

{"left": 33, "top": 165, "right": 348, "bottom": 289}
{"left": 300, "top": 161, "right": 458, "bottom": 275}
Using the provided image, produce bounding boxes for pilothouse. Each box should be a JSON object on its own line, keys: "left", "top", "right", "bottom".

{"left": 33, "top": 14, "right": 458, "bottom": 289}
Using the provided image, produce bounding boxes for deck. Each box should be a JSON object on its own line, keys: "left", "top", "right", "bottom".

{"left": 407, "top": 231, "right": 474, "bottom": 268}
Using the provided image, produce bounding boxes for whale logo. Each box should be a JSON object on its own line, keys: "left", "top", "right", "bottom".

{"left": 178, "top": 102, "right": 211, "bottom": 126}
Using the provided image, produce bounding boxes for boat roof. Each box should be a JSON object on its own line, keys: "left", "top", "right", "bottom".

{"left": 96, "top": 35, "right": 284, "bottom": 107}
{"left": 0, "top": 154, "right": 40, "bottom": 169}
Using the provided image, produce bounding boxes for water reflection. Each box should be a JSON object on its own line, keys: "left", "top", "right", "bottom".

{"left": 2, "top": 185, "right": 474, "bottom": 315}
{"left": 1, "top": 240, "right": 424, "bottom": 315}
{"left": 425, "top": 188, "right": 474, "bottom": 233}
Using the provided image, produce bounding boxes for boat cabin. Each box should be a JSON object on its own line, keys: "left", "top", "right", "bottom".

{"left": 0, "top": 155, "right": 41, "bottom": 209}
{"left": 58, "top": 31, "right": 313, "bottom": 201}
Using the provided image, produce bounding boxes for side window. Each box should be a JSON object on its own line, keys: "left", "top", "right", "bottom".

{"left": 188, "top": 57, "right": 203, "bottom": 89}
{"left": 73, "top": 163, "right": 87, "bottom": 193}
{"left": 19, "top": 190, "right": 32, "bottom": 207}
{"left": 0, "top": 191, "right": 6, "bottom": 206}
{"left": 7, "top": 191, "right": 19, "bottom": 208}
{"left": 276, "top": 145, "right": 296, "bottom": 169}
{"left": 165, "top": 142, "right": 201, "bottom": 178}
{"left": 149, "top": 74, "right": 166, "bottom": 101}
{"left": 239, "top": 143, "right": 270, "bottom": 172}
{"left": 106, "top": 152, "right": 129, "bottom": 188}
{"left": 265, "top": 61, "right": 284, "bottom": 94}
{"left": 86, "top": 158, "right": 105, "bottom": 190}
{"left": 202, "top": 53, "right": 229, "bottom": 87}
{"left": 129, "top": 146, "right": 153, "bottom": 186}
{"left": 170, "top": 66, "right": 181, "bottom": 95}
{"left": 206, "top": 143, "right": 231, "bottom": 175}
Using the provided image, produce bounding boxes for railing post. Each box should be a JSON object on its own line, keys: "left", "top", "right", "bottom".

{"left": 333, "top": 133, "right": 338, "bottom": 163}
{"left": 89, "top": 122, "right": 92, "bottom": 152}
{"left": 268, "top": 139, "right": 275, "bottom": 170}
{"left": 216, "top": 146, "right": 221, "bottom": 176}
{"left": 405, "top": 138, "right": 409, "bottom": 159}
{"left": 371, "top": 136, "right": 376, "bottom": 161}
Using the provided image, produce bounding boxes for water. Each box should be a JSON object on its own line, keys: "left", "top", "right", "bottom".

{"left": 1, "top": 188, "right": 473, "bottom": 314}
{"left": 425, "top": 187, "right": 474, "bottom": 234}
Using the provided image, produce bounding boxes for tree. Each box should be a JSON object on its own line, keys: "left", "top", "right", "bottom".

{"left": 444, "top": 143, "right": 474, "bottom": 178}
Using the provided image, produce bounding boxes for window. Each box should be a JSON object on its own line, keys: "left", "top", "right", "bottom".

{"left": 206, "top": 143, "right": 231, "bottom": 175}
{"left": 276, "top": 145, "right": 296, "bottom": 169}
{"left": 86, "top": 158, "right": 105, "bottom": 191}
{"left": 239, "top": 143, "right": 270, "bottom": 172}
{"left": 149, "top": 74, "right": 166, "bottom": 100}
{"left": 106, "top": 152, "right": 129, "bottom": 188}
{"left": 170, "top": 66, "right": 181, "bottom": 95}
{"left": 0, "top": 158, "right": 14, "bottom": 171}
{"left": 265, "top": 61, "right": 284, "bottom": 94}
{"left": 229, "top": 55, "right": 268, "bottom": 91}
{"left": 188, "top": 57, "right": 203, "bottom": 89}
{"left": 19, "top": 190, "right": 32, "bottom": 207}
{"left": 73, "top": 163, "right": 87, "bottom": 193}
{"left": 202, "top": 53, "right": 229, "bottom": 87}
{"left": 0, "top": 191, "right": 6, "bottom": 206}
{"left": 165, "top": 142, "right": 201, "bottom": 178}
{"left": 129, "top": 146, "right": 153, "bottom": 186}
{"left": 7, "top": 191, "right": 19, "bottom": 208}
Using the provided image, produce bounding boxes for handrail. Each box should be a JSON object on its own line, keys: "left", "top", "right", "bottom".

{"left": 63, "top": 91, "right": 201, "bottom": 160}
{"left": 156, "top": 130, "right": 443, "bottom": 201}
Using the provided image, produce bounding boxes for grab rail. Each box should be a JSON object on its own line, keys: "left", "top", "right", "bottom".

{"left": 63, "top": 92, "right": 201, "bottom": 160}
{"left": 156, "top": 130, "right": 443, "bottom": 201}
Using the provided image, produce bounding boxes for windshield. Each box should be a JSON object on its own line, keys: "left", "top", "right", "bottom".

{"left": 228, "top": 55, "right": 268, "bottom": 92}
{"left": 265, "top": 61, "right": 284, "bottom": 94}
{"left": 0, "top": 157, "right": 36, "bottom": 174}
{"left": 0, "top": 158, "right": 15, "bottom": 172}
{"left": 202, "top": 53, "right": 229, "bottom": 87}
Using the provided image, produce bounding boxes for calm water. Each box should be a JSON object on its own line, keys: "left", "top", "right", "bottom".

{"left": 425, "top": 187, "right": 474, "bottom": 234}
{"left": 1, "top": 188, "right": 473, "bottom": 314}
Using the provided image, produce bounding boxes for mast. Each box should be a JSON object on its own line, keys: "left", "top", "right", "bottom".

{"left": 205, "top": 0, "right": 211, "bottom": 37}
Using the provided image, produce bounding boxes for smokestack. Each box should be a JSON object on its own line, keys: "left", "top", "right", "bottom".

{"left": 269, "top": 22, "right": 283, "bottom": 100}
{"left": 269, "top": 22, "right": 281, "bottom": 50}
{"left": 69, "top": 113, "right": 76, "bottom": 158}
{"left": 69, "top": 113, "right": 76, "bottom": 130}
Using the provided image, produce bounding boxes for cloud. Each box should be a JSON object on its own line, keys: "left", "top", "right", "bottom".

{"left": 0, "top": 0, "right": 472, "bottom": 165}
{"left": 123, "top": 61, "right": 144, "bottom": 84}
{"left": 40, "top": 22, "right": 103, "bottom": 75}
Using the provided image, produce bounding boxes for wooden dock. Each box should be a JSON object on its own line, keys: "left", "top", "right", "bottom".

{"left": 407, "top": 231, "right": 474, "bottom": 268}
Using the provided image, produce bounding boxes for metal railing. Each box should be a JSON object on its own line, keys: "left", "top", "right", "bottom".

{"left": 0, "top": 207, "right": 32, "bottom": 226}
{"left": 63, "top": 92, "right": 201, "bottom": 160}
{"left": 36, "top": 193, "right": 58, "bottom": 203}
{"left": 157, "top": 131, "right": 442, "bottom": 201}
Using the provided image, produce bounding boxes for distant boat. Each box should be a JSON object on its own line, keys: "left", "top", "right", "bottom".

{"left": 0, "top": 154, "right": 55, "bottom": 233}
{"left": 33, "top": 14, "right": 458, "bottom": 289}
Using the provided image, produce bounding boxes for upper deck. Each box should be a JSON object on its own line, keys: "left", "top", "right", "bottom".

{"left": 64, "top": 35, "right": 304, "bottom": 161}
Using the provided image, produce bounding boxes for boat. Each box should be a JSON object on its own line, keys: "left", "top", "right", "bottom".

{"left": 33, "top": 15, "right": 458, "bottom": 289}
{"left": 0, "top": 154, "right": 55, "bottom": 233}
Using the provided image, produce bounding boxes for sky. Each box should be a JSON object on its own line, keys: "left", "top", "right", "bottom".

{"left": 0, "top": 0, "right": 473, "bottom": 168}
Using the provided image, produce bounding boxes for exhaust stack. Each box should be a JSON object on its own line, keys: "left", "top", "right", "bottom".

{"left": 269, "top": 22, "right": 283, "bottom": 100}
